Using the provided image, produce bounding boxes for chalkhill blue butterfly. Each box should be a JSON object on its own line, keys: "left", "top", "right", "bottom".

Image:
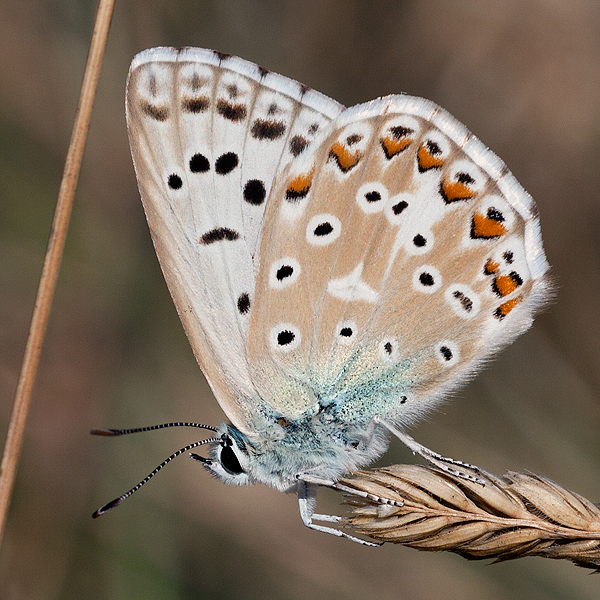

{"left": 93, "top": 47, "right": 549, "bottom": 544}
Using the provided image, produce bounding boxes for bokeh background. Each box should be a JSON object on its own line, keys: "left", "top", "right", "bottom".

{"left": 1, "top": 0, "right": 600, "bottom": 598}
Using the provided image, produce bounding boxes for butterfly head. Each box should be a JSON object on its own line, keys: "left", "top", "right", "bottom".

{"left": 196, "top": 423, "right": 253, "bottom": 487}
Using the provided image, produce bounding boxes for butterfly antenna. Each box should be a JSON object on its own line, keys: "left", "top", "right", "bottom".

{"left": 91, "top": 422, "right": 218, "bottom": 436}
{"left": 92, "top": 436, "right": 220, "bottom": 518}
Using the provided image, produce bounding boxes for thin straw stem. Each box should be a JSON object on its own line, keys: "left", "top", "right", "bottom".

{"left": 0, "top": 0, "right": 115, "bottom": 548}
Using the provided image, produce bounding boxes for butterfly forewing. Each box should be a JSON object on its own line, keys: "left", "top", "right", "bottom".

{"left": 248, "top": 95, "right": 549, "bottom": 424}
{"left": 126, "top": 48, "right": 343, "bottom": 433}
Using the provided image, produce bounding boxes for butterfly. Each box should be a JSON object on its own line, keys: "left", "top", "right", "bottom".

{"left": 93, "top": 46, "right": 550, "bottom": 545}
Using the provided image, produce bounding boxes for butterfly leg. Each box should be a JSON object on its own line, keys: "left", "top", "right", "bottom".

{"left": 375, "top": 417, "right": 485, "bottom": 484}
{"left": 297, "top": 479, "right": 381, "bottom": 546}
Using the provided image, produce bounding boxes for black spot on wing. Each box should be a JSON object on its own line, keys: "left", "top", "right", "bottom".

{"left": 392, "top": 200, "right": 408, "bottom": 215}
{"left": 289, "top": 135, "right": 308, "bottom": 157}
{"left": 458, "top": 172, "right": 475, "bottom": 185}
{"left": 390, "top": 125, "right": 413, "bottom": 138}
{"left": 237, "top": 293, "right": 251, "bottom": 314}
{"left": 251, "top": 119, "right": 286, "bottom": 140}
{"left": 168, "top": 174, "right": 182, "bottom": 189}
{"left": 243, "top": 179, "right": 266, "bottom": 205}
{"left": 419, "top": 272, "right": 434, "bottom": 286}
{"left": 215, "top": 152, "right": 239, "bottom": 175}
{"left": 314, "top": 222, "right": 334, "bottom": 236}
{"left": 141, "top": 101, "right": 169, "bottom": 121}
{"left": 413, "top": 234, "right": 427, "bottom": 247}
{"left": 182, "top": 96, "right": 210, "bottom": 113}
{"left": 285, "top": 186, "right": 310, "bottom": 202}
{"left": 200, "top": 227, "right": 240, "bottom": 245}
{"left": 453, "top": 290, "right": 473, "bottom": 312}
{"left": 189, "top": 153, "right": 210, "bottom": 173}
{"left": 276, "top": 265, "right": 294, "bottom": 281}
{"left": 216, "top": 99, "right": 247, "bottom": 122}
{"left": 440, "top": 346, "right": 453, "bottom": 361}
{"left": 277, "top": 330, "right": 295, "bottom": 346}
{"left": 487, "top": 207, "right": 505, "bottom": 222}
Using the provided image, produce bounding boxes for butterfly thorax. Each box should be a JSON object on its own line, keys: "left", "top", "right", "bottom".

{"left": 209, "top": 410, "right": 390, "bottom": 492}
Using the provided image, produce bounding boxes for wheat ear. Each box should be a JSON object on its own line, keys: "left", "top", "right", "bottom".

{"left": 339, "top": 464, "right": 600, "bottom": 570}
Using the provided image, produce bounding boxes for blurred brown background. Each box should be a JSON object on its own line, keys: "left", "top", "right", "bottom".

{"left": 1, "top": 0, "right": 599, "bottom": 598}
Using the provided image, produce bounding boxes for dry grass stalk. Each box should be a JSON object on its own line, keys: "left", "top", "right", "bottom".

{"left": 0, "top": 0, "right": 115, "bottom": 548}
{"left": 339, "top": 464, "right": 600, "bottom": 570}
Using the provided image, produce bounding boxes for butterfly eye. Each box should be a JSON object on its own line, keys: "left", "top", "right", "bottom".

{"left": 306, "top": 214, "right": 341, "bottom": 246}
{"left": 219, "top": 443, "right": 244, "bottom": 475}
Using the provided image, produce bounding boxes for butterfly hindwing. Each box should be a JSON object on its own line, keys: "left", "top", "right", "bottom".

{"left": 248, "top": 96, "right": 549, "bottom": 424}
{"left": 126, "top": 48, "right": 343, "bottom": 433}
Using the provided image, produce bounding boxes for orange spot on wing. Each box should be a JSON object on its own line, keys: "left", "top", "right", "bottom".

{"left": 484, "top": 259, "right": 500, "bottom": 275}
{"left": 494, "top": 274, "right": 520, "bottom": 297}
{"left": 417, "top": 143, "right": 444, "bottom": 171}
{"left": 471, "top": 212, "right": 507, "bottom": 238}
{"left": 381, "top": 136, "right": 412, "bottom": 159}
{"left": 329, "top": 142, "right": 361, "bottom": 172}
{"left": 495, "top": 296, "right": 521, "bottom": 319}
{"left": 441, "top": 180, "right": 476, "bottom": 203}
{"left": 285, "top": 169, "right": 314, "bottom": 201}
